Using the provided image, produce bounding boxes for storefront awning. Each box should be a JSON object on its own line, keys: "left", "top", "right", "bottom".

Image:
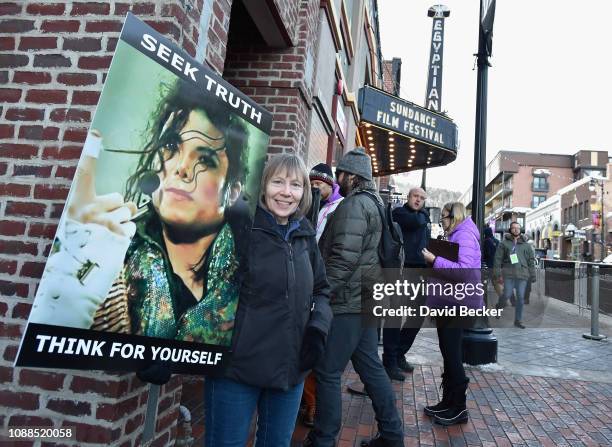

{"left": 357, "top": 85, "right": 458, "bottom": 177}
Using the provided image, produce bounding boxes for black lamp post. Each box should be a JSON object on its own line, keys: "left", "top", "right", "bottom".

{"left": 471, "top": 0, "right": 495, "bottom": 236}
{"left": 463, "top": 0, "right": 498, "bottom": 366}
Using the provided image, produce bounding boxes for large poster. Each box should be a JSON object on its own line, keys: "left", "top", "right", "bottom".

{"left": 15, "top": 14, "right": 272, "bottom": 374}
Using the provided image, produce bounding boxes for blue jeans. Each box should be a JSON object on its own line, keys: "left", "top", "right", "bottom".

{"left": 501, "top": 277, "right": 527, "bottom": 322}
{"left": 204, "top": 377, "right": 304, "bottom": 447}
{"left": 311, "top": 314, "right": 403, "bottom": 447}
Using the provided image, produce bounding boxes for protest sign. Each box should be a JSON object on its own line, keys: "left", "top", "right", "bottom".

{"left": 15, "top": 14, "right": 271, "bottom": 374}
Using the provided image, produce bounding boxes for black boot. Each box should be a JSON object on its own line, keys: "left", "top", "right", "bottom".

{"left": 397, "top": 356, "right": 414, "bottom": 373}
{"left": 361, "top": 433, "right": 404, "bottom": 447}
{"left": 424, "top": 373, "right": 450, "bottom": 416}
{"left": 385, "top": 367, "right": 405, "bottom": 382}
{"left": 433, "top": 379, "right": 469, "bottom": 426}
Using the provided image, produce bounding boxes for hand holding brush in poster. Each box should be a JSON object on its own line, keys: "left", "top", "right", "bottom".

{"left": 16, "top": 14, "right": 272, "bottom": 373}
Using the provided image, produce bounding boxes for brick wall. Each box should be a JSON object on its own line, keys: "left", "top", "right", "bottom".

{"left": 204, "top": 0, "right": 231, "bottom": 74}
{"left": 382, "top": 59, "right": 394, "bottom": 95}
{"left": 0, "top": 2, "right": 210, "bottom": 445}
{"left": 223, "top": 0, "right": 320, "bottom": 159}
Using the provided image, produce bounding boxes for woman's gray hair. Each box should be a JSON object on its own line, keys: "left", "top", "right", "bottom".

{"left": 260, "top": 153, "right": 312, "bottom": 218}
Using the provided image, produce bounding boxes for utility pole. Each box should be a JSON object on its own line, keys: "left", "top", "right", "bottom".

{"left": 421, "top": 4, "right": 450, "bottom": 191}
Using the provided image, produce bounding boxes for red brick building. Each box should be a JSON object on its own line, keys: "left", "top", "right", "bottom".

{"left": 0, "top": 1, "right": 386, "bottom": 445}
{"left": 460, "top": 149, "right": 609, "bottom": 234}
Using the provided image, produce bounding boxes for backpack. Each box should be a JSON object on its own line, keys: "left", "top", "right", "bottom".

{"left": 361, "top": 193, "right": 405, "bottom": 280}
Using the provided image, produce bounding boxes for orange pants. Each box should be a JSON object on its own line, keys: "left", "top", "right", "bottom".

{"left": 302, "top": 371, "right": 316, "bottom": 413}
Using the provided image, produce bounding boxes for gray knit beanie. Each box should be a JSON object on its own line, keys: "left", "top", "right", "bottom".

{"left": 336, "top": 147, "right": 372, "bottom": 181}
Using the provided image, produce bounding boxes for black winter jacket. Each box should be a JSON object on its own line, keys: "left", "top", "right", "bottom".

{"left": 392, "top": 204, "right": 430, "bottom": 267}
{"left": 224, "top": 206, "right": 332, "bottom": 390}
{"left": 483, "top": 236, "right": 498, "bottom": 269}
{"left": 318, "top": 181, "right": 382, "bottom": 314}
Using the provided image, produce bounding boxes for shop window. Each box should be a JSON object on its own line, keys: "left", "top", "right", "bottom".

{"left": 331, "top": 133, "right": 344, "bottom": 166}
{"left": 584, "top": 201, "right": 590, "bottom": 218}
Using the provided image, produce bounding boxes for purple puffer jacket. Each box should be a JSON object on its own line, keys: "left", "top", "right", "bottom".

{"left": 426, "top": 218, "right": 484, "bottom": 309}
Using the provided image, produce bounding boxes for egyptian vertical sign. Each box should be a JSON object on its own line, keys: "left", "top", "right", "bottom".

{"left": 15, "top": 13, "right": 272, "bottom": 374}
{"left": 425, "top": 5, "right": 450, "bottom": 112}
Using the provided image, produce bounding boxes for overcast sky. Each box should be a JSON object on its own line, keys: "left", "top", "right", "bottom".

{"left": 378, "top": 0, "right": 612, "bottom": 194}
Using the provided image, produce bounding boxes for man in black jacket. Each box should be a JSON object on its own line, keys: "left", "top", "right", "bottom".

{"left": 382, "top": 187, "right": 430, "bottom": 381}
{"left": 307, "top": 147, "right": 404, "bottom": 447}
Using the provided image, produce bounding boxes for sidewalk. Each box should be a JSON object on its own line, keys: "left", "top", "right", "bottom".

{"left": 297, "top": 363, "right": 612, "bottom": 447}
{"left": 182, "top": 289, "right": 612, "bottom": 446}
{"left": 408, "top": 287, "right": 612, "bottom": 384}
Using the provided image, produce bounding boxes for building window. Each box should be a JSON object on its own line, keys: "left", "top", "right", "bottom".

{"left": 531, "top": 195, "right": 547, "bottom": 208}
{"left": 584, "top": 169, "right": 604, "bottom": 178}
{"left": 584, "top": 201, "right": 590, "bottom": 219}
{"left": 532, "top": 176, "right": 549, "bottom": 192}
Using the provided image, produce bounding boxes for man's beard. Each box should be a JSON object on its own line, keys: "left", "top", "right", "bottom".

{"left": 339, "top": 176, "right": 351, "bottom": 197}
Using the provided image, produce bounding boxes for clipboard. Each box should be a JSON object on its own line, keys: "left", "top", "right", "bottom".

{"left": 427, "top": 238, "right": 459, "bottom": 262}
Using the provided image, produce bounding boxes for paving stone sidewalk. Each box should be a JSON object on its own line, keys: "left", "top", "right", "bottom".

{"left": 288, "top": 363, "right": 612, "bottom": 447}
{"left": 407, "top": 287, "right": 612, "bottom": 383}
{"left": 184, "top": 289, "right": 612, "bottom": 446}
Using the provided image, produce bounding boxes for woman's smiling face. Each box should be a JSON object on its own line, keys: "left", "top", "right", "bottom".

{"left": 264, "top": 168, "right": 304, "bottom": 224}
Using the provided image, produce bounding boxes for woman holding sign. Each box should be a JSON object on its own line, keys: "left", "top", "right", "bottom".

{"left": 204, "top": 154, "right": 332, "bottom": 447}
{"left": 421, "top": 202, "right": 482, "bottom": 427}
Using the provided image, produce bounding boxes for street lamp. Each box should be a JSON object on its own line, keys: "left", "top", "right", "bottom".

{"left": 463, "top": 0, "right": 497, "bottom": 367}
{"left": 589, "top": 177, "right": 606, "bottom": 261}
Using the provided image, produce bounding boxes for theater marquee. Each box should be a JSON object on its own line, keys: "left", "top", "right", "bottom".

{"left": 357, "top": 85, "right": 458, "bottom": 176}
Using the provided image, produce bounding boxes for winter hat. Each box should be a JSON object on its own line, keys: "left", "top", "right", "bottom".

{"left": 309, "top": 163, "right": 334, "bottom": 187}
{"left": 336, "top": 147, "right": 372, "bottom": 181}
